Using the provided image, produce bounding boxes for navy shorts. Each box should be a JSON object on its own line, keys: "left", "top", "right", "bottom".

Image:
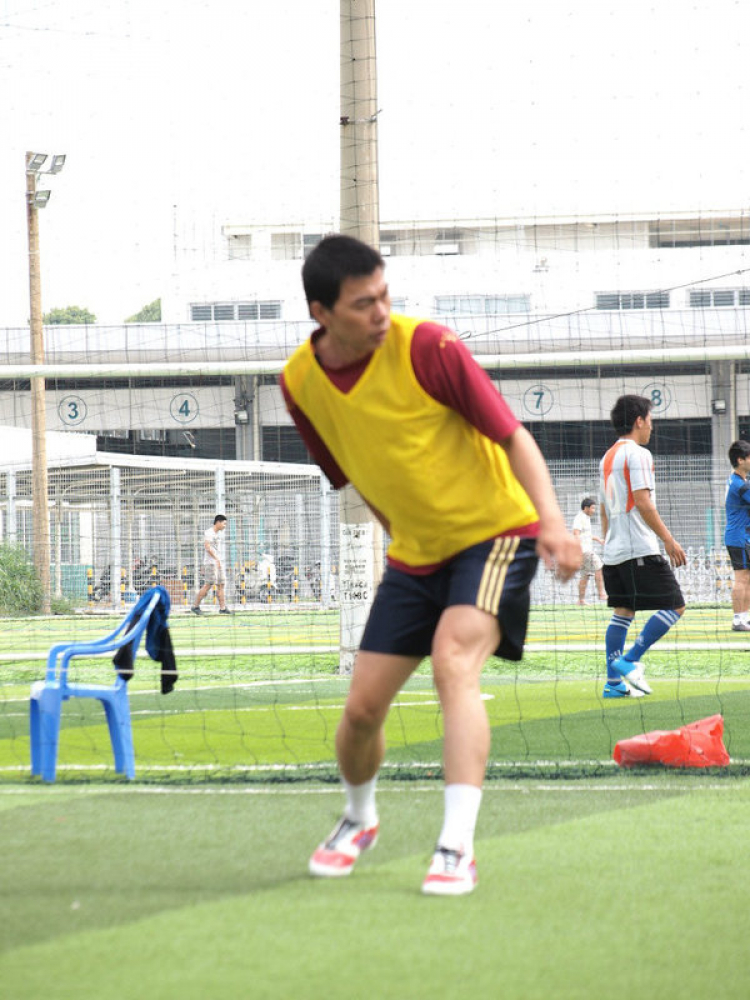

{"left": 726, "top": 544, "right": 750, "bottom": 571}
{"left": 360, "top": 536, "right": 539, "bottom": 662}
{"left": 603, "top": 555, "right": 685, "bottom": 611}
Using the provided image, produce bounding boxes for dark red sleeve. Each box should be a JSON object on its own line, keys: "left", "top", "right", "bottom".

{"left": 279, "top": 373, "right": 349, "bottom": 489}
{"left": 410, "top": 322, "right": 520, "bottom": 443}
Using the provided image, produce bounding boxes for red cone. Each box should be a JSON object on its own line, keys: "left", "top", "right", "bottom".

{"left": 613, "top": 714, "right": 730, "bottom": 769}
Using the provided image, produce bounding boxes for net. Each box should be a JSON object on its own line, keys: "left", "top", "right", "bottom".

{"left": 1, "top": 335, "right": 750, "bottom": 783}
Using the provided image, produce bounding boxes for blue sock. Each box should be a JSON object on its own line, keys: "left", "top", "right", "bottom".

{"left": 606, "top": 615, "right": 633, "bottom": 683}
{"left": 623, "top": 610, "right": 681, "bottom": 662}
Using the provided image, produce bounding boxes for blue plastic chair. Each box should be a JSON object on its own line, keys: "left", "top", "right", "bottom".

{"left": 30, "top": 588, "right": 163, "bottom": 782}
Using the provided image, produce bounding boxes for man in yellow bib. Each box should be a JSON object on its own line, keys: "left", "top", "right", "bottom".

{"left": 281, "top": 235, "right": 581, "bottom": 895}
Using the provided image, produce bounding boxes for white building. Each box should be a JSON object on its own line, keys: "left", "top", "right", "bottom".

{"left": 1, "top": 209, "right": 749, "bottom": 467}
{"left": 163, "top": 209, "right": 750, "bottom": 340}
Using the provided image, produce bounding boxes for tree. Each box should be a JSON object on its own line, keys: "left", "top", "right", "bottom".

{"left": 125, "top": 299, "right": 161, "bottom": 323}
{"left": 43, "top": 305, "right": 96, "bottom": 325}
{"left": 0, "top": 544, "right": 43, "bottom": 613}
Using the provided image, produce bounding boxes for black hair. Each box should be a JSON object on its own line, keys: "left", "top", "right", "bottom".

{"left": 610, "top": 395, "right": 651, "bottom": 436}
{"left": 728, "top": 440, "right": 750, "bottom": 467}
{"left": 213, "top": 514, "right": 227, "bottom": 524}
{"left": 301, "top": 234, "right": 385, "bottom": 310}
{"left": 581, "top": 497, "right": 596, "bottom": 509}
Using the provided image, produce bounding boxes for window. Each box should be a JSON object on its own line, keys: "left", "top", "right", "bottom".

{"left": 302, "top": 233, "right": 323, "bottom": 258}
{"left": 434, "top": 229, "right": 462, "bottom": 255}
{"left": 227, "top": 234, "right": 252, "bottom": 260}
{"left": 434, "top": 294, "right": 531, "bottom": 315}
{"left": 689, "top": 289, "right": 750, "bottom": 308}
{"left": 379, "top": 231, "right": 398, "bottom": 256}
{"left": 271, "top": 232, "right": 302, "bottom": 260}
{"left": 262, "top": 426, "right": 312, "bottom": 464}
{"left": 190, "top": 302, "right": 282, "bottom": 322}
{"left": 237, "top": 303, "right": 259, "bottom": 320}
{"left": 595, "top": 291, "right": 670, "bottom": 310}
{"left": 258, "top": 301, "right": 281, "bottom": 319}
{"left": 650, "top": 218, "right": 750, "bottom": 248}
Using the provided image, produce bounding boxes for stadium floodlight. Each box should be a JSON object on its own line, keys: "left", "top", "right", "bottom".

{"left": 48, "top": 154, "right": 67, "bottom": 174}
{"left": 26, "top": 152, "right": 48, "bottom": 173}
{"left": 30, "top": 189, "right": 52, "bottom": 209}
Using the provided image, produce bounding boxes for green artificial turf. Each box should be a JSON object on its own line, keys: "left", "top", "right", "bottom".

{"left": 1, "top": 778, "right": 749, "bottom": 999}
{"left": 1, "top": 602, "right": 749, "bottom": 780}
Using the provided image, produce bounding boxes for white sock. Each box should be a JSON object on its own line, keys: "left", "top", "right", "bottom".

{"left": 342, "top": 776, "right": 378, "bottom": 827}
{"left": 437, "top": 783, "right": 482, "bottom": 857}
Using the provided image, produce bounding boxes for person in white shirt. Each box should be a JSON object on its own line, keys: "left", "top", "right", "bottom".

{"left": 572, "top": 497, "right": 606, "bottom": 604}
{"left": 599, "top": 395, "right": 686, "bottom": 698}
{"left": 191, "top": 514, "right": 233, "bottom": 615}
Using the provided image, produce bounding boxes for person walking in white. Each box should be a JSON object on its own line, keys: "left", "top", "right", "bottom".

{"left": 191, "top": 514, "right": 233, "bottom": 615}
{"left": 572, "top": 497, "right": 606, "bottom": 604}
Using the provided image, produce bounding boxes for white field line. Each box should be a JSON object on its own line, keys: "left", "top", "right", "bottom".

{"left": 0, "top": 645, "right": 337, "bottom": 662}
{"left": 1, "top": 780, "right": 748, "bottom": 795}
{"left": 2, "top": 676, "right": 748, "bottom": 709}
{"left": 3, "top": 757, "right": 750, "bottom": 781}
{"left": 1, "top": 640, "right": 748, "bottom": 663}
{"left": 0, "top": 688, "right": 472, "bottom": 714}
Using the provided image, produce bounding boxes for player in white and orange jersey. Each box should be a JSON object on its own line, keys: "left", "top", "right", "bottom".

{"left": 599, "top": 395, "right": 686, "bottom": 699}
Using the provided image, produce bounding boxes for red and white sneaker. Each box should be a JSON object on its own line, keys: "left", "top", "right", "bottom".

{"left": 422, "top": 846, "right": 478, "bottom": 896}
{"left": 309, "top": 816, "right": 379, "bottom": 878}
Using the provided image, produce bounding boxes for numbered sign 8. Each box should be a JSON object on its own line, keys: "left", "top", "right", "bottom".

{"left": 640, "top": 383, "right": 671, "bottom": 414}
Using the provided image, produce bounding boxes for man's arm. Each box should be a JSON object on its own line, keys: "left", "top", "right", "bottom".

{"left": 600, "top": 504, "right": 609, "bottom": 539}
{"left": 632, "top": 488, "right": 687, "bottom": 567}
{"left": 502, "top": 426, "right": 582, "bottom": 581}
{"left": 204, "top": 539, "right": 219, "bottom": 564}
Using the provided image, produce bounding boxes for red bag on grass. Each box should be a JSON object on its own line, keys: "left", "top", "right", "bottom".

{"left": 613, "top": 714, "right": 730, "bottom": 769}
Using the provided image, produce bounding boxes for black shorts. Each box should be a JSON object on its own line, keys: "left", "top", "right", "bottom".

{"left": 726, "top": 544, "right": 750, "bottom": 571}
{"left": 360, "top": 536, "right": 539, "bottom": 662}
{"left": 603, "top": 555, "right": 685, "bottom": 611}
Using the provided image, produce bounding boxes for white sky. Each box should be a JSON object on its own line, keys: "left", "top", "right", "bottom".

{"left": 1, "top": 0, "right": 748, "bottom": 325}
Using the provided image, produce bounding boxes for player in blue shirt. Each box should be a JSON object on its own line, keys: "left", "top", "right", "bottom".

{"left": 724, "top": 440, "right": 750, "bottom": 631}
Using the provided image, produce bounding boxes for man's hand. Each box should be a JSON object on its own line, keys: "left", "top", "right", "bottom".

{"left": 632, "top": 489, "right": 686, "bottom": 568}
{"left": 665, "top": 538, "right": 687, "bottom": 568}
{"left": 537, "top": 525, "right": 583, "bottom": 582}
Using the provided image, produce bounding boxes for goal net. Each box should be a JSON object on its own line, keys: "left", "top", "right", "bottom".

{"left": 1, "top": 336, "right": 749, "bottom": 783}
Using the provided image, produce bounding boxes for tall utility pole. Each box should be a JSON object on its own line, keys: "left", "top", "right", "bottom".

{"left": 340, "top": 0, "right": 380, "bottom": 242}
{"left": 25, "top": 152, "right": 65, "bottom": 612}
{"left": 338, "top": 0, "right": 384, "bottom": 673}
{"left": 26, "top": 153, "right": 51, "bottom": 613}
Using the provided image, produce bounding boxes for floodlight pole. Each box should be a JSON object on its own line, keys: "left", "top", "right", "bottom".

{"left": 26, "top": 152, "right": 52, "bottom": 613}
{"left": 338, "top": 0, "right": 383, "bottom": 674}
